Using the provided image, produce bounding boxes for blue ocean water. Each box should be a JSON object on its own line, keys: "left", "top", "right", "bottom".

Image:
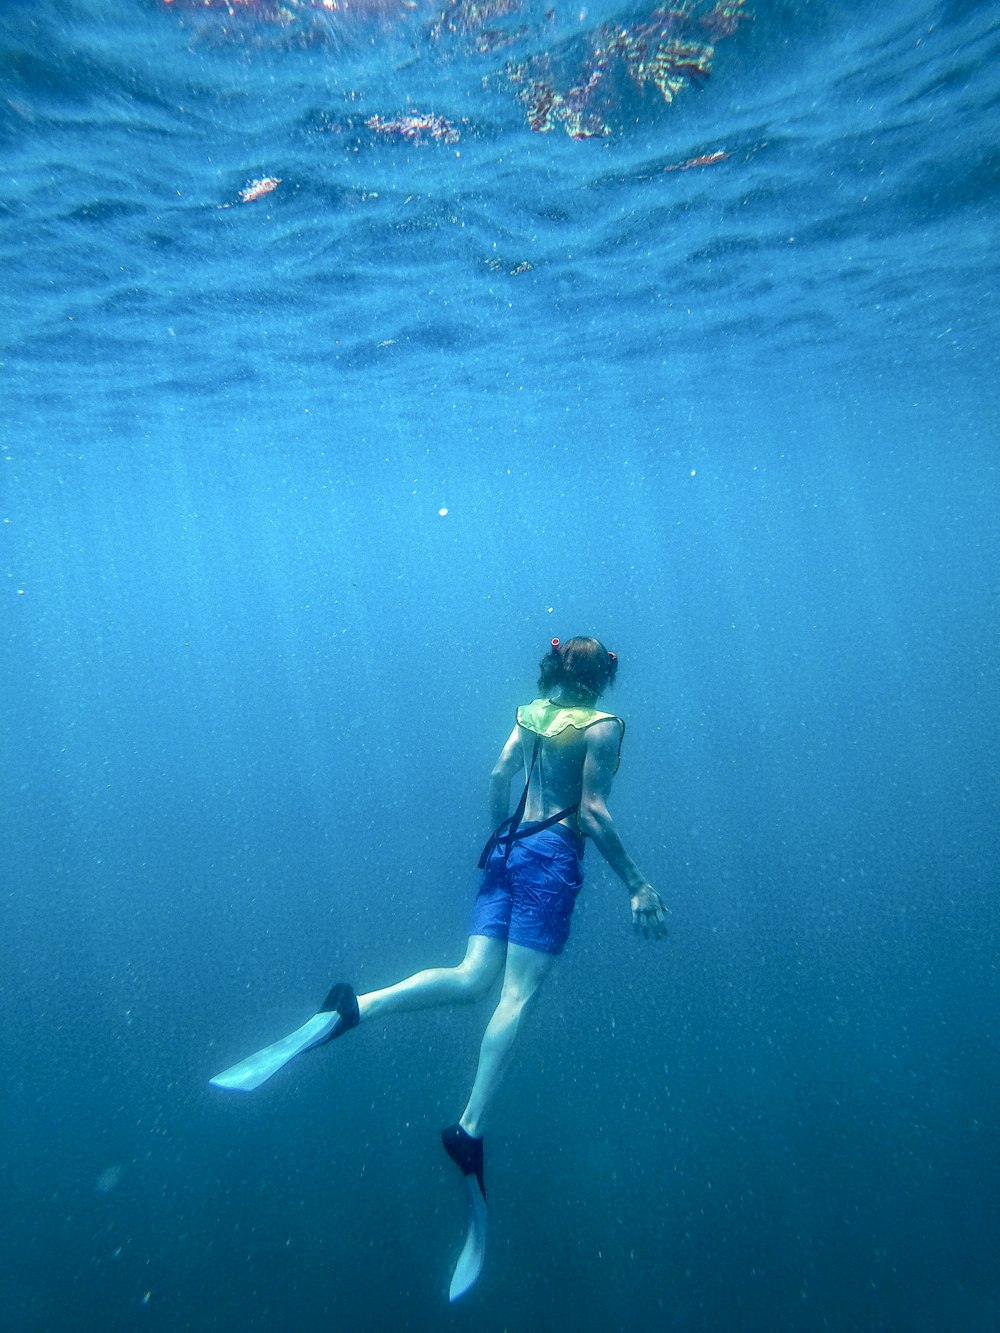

{"left": 2, "top": 0, "right": 998, "bottom": 1329}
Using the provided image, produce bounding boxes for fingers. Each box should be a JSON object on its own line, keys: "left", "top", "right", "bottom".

{"left": 632, "top": 905, "right": 668, "bottom": 940}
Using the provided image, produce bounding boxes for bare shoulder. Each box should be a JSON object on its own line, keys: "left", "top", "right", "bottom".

{"left": 585, "top": 716, "right": 625, "bottom": 762}
{"left": 495, "top": 725, "right": 523, "bottom": 771}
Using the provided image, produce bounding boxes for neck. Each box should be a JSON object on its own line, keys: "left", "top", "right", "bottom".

{"left": 550, "top": 688, "right": 597, "bottom": 708}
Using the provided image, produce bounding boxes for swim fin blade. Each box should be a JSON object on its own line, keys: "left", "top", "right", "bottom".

{"left": 448, "top": 1175, "right": 488, "bottom": 1302}
{"left": 210, "top": 984, "right": 359, "bottom": 1092}
{"left": 209, "top": 1010, "right": 340, "bottom": 1091}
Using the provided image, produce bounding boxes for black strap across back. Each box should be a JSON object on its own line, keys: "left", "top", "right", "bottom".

{"left": 477, "top": 733, "right": 578, "bottom": 869}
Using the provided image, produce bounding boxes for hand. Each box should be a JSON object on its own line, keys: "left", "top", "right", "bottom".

{"left": 630, "top": 884, "right": 668, "bottom": 940}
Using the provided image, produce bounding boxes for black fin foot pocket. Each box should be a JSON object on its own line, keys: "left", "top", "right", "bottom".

{"left": 442, "top": 1123, "right": 486, "bottom": 1201}
{"left": 317, "top": 982, "right": 360, "bottom": 1043}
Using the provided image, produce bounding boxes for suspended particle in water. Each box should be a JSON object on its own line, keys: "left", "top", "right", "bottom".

{"left": 96, "top": 1165, "right": 123, "bottom": 1195}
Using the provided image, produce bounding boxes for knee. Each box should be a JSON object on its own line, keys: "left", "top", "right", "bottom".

{"left": 454, "top": 959, "right": 497, "bottom": 1003}
{"left": 495, "top": 981, "right": 533, "bottom": 1022}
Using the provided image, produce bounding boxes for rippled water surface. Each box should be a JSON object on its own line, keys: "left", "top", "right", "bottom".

{"left": 5, "top": 0, "right": 997, "bottom": 425}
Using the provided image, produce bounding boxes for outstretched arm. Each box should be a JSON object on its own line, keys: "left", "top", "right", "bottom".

{"left": 577, "top": 722, "right": 668, "bottom": 940}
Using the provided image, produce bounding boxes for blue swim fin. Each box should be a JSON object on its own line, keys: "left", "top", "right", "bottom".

{"left": 449, "top": 1174, "right": 488, "bottom": 1302}
{"left": 442, "top": 1123, "right": 487, "bottom": 1301}
{"left": 210, "top": 983, "right": 358, "bottom": 1092}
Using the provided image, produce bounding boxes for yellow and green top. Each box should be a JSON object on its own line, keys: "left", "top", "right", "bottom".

{"left": 516, "top": 698, "right": 625, "bottom": 769}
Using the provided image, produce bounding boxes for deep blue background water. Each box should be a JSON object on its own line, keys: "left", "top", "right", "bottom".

{"left": 2, "top": 1, "right": 998, "bottom": 1330}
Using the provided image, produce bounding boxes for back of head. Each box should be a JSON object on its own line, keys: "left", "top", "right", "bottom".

{"left": 537, "top": 636, "right": 618, "bottom": 703}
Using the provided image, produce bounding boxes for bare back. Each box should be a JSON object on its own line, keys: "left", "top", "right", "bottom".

{"left": 492, "top": 714, "right": 624, "bottom": 831}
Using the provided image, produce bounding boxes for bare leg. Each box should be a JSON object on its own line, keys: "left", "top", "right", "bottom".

{"left": 458, "top": 942, "right": 555, "bottom": 1138}
{"left": 358, "top": 934, "right": 506, "bottom": 1023}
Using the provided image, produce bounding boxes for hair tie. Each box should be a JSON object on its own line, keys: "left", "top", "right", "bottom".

{"left": 608, "top": 651, "right": 617, "bottom": 663}
{"left": 550, "top": 638, "right": 561, "bottom": 651}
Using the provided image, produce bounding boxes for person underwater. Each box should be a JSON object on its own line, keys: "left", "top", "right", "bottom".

{"left": 210, "top": 636, "right": 668, "bottom": 1299}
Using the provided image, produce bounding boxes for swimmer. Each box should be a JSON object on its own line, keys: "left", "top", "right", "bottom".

{"left": 211, "top": 636, "right": 666, "bottom": 1296}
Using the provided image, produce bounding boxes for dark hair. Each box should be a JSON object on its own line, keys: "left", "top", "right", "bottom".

{"left": 538, "top": 636, "right": 618, "bottom": 702}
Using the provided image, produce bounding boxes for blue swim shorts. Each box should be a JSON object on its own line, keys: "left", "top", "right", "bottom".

{"left": 470, "top": 823, "right": 585, "bottom": 956}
